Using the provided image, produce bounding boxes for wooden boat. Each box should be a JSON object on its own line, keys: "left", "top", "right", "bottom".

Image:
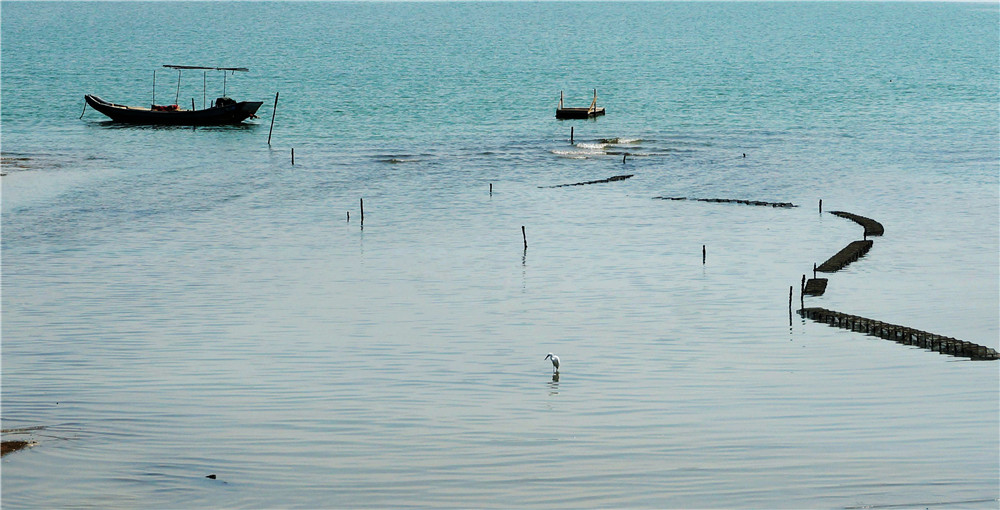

{"left": 84, "top": 65, "right": 263, "bottom": 125}
{"left": 556, "top": 90, "right": 605, "bottom": 119}
{"left": 85, "top": 94, "right": 262, "bottom": 125}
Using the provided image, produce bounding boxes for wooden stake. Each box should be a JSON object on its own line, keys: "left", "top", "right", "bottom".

{"left": 702, "top": 245, "right": 706, "bottom": 264}
{"left": 522, "top": 226, "right": 527, "bottom": 249}
{"left": 291, "top": 148, "right": 295, "bottom": 165}
{"left": 360, "top": 198, "right": 364, "bottom": 225}
{"left": 347, "top": 211, "right": 350, "bottom": 222}
{"left": 267, "top": 92, "right": 279, "bottom": 146}
{"left": 789, "top": 285, "right": 794, "bottom": 325}
{"left": 819, "top": 199, "right": 823, "bottom": 214}
{"left": 490, "top": 183, "right": 493, "bottom": 196}
{"left": 570, "top": 126, "right": 574, "bottom": 144}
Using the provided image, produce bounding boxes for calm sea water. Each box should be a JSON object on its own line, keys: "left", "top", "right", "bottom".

{"left": 2, "top": 2, "right": 998, "bottom": 508}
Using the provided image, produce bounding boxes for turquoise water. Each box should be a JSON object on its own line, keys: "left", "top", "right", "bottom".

{"left": 2, "top": 2, "right": 998, "bottom": 508}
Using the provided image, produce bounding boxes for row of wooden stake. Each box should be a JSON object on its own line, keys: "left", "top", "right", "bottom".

{"left": 790, "top": 199, "right": 830, "bottom": 316}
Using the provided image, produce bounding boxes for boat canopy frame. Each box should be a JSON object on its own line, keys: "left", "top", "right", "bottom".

{"left": 154, "top": 64, "right": 252, "bottom": 110}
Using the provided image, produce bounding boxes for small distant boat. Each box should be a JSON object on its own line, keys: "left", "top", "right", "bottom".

{"left": 556, "top": 89, "right": 605, "bottom": 119}
{"left": 84, "top": 65, "right": 263, "bottom": 125}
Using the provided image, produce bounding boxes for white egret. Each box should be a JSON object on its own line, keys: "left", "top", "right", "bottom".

{"left": 544, "top": 353, "right": 560, "bottom": 374}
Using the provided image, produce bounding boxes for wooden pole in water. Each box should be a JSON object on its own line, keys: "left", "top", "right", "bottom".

{"left": 490, "top": 183, "right": 493, "bottom": 196}
{"left": 570, "top": 126, "right": 574, "bottom": 144}
{"left": 347, "top": 211, "right": 350, "bottom": 222}
{"left": 702, "top": 245, "right": 706, "bottom": 264}
{"left": 291, "top": 148, "right": 295, "bottom": 165}
{"left": 267, "top": 92, "right": 279, "bottom": 146}
{"left": 360, "top": 198, "right": 364, "bottom": 225}
{"left": 522, "top": 226, "right": 527, "bottom": 249}
{"left": 799, "top": 275, "right": 806, "bottom": 308}
{"left": 819, "top": 199, "right": 823, "bottom": 214}
{"left": 789, "top": 285, "right": 794, "bottom": 324}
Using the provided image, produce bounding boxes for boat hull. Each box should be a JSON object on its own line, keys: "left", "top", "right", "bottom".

{"left": 85, "top": 95, "right": 263, "bottom": 125}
